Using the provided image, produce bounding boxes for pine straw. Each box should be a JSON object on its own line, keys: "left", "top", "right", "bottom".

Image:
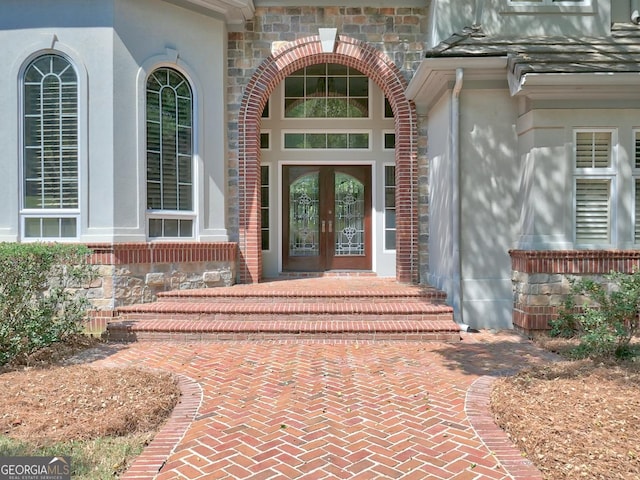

{"left": 491, "top": 359, "right": 640, "bottom": 480}
{"left": 0, "top": 364, "right": 180, "bottom": 447}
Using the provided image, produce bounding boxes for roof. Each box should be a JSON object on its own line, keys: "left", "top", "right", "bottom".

{"left": 426, "top": 25, "right": 640, "bottom": 85}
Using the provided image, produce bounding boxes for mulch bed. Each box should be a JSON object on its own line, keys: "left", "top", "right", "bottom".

{"left": 0, "top": 339, "right": 180, "bottom": 446}
{"left": 491, "top": 358, "right": 640, "bottom": 479}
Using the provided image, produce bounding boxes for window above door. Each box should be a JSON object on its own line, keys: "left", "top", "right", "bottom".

{"left": 284, "top": 64, "right": 369, "bottom": 119}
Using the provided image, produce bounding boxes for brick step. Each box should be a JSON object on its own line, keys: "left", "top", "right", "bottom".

{"left": 116, "top": 301, "right": 452, "bottom": 316}
{"left": 156, "top": 293, "right": 447, "bottom": 304}
{"left": 105, "top": 277, "right": 459, "bottom": 343}
{"left": 155, "top": 282, "right": 447, "bottom": 304}
{"left": 106, "top": 317, "right": 461, "bottom": 343}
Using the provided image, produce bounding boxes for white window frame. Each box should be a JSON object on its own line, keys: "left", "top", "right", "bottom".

{"left": 261, "top": 129, "right": 272, "bottom": 151}
{"left": 261, "top": 164, "right": 272, "bottom": 252}
{"left": 383, "top": 163, "right": 396, "bottom": 252}
{"left": 382, "top": 130, "right": 396, "bottom": 151}
{"left": 632, "top": 130, "right": 640, "bottom": 245}
{"left": 282, "top": 65, "right": 371, "bottom": 121}
{"left": 504, "top": 0, "right": 593, "bottom": 14}
{"left": 145, "top": 66, "right": 196, "bottom": 240}
{"left": 281, "top": 130, "right": 372, "bottom": 151}
{"left": 19, "top": 52, "right": 81, "bottom": 241}
{"left": 573, "top": 129, "right": 617, "bottom": 247}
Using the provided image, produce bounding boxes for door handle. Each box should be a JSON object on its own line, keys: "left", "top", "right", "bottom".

{"left": 322, "top": 220, "right": 326, "bottom": 233}
{"left": 328, "top": 220, "right": 333, "bottom": 233}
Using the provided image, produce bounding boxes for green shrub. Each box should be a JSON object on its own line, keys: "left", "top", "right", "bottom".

{"left": 552, "top": 270, "right": 640, "bottom": 359}
{"left": 0, "top": 243, "right": 95, "bottom": 366}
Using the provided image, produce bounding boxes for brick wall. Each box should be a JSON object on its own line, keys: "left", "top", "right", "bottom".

{"left": 228, "top": 7, "right": 429, "bottom": 283}
{"left": 510, "top": 249, "right": 640, "bottom": 332}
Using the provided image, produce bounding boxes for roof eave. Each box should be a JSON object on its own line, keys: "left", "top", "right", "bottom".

{"left": 513, "top": 72, "right": 640, "bottom": 99}
{"left": 406, "top": 56, "right": 508, "bottom": 112}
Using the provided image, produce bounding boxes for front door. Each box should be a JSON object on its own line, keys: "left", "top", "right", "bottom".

{"left": 283, "top": 165, "right": 371, "bottom": 271}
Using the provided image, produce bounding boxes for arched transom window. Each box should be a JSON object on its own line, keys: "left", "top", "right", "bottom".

{"left": 284, "top": 64, "right": 369, "bottom": 118}
{"left": 146, "top": 67, "right": 194, "bottom": 238}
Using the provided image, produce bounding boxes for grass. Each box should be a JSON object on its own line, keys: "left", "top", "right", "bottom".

{"left": 0, "top": 433, "right": 153, "bottom": 479}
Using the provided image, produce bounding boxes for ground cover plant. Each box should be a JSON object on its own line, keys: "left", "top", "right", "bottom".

{"left": 550, "top": 269, "right": 640, "bottom": 360}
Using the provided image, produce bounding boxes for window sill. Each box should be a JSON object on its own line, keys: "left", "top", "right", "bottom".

{"left": 501, "top": 4, "right": 595, "bottom": 15}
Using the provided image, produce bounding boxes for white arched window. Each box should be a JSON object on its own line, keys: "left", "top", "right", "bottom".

{"left": 22, "top": 54, "right": 79, "bottom": 239}
{"left": 146, "top": 67, "right": 194, "bottom": 238}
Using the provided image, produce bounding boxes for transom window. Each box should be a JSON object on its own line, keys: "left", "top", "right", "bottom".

{"left": 283, "top": 132, "right": 370, "bottom": 150}
{"left": 284, "top": 64, "right": 369, "bottom": 118}
{"left": 146, "top": 67, "right": 194, "bottom": 238}
{"left": 22, "top": 54, "right": 79, "bottom": 239}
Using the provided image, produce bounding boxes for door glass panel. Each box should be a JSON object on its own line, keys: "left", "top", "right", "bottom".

{"left": 334, "top": 173, "right": 365, "bottom": 256}
{"left": 289, "top": 173, "right": 320, "bottom": 256}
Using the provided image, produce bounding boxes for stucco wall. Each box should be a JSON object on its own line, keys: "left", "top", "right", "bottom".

{"left": 516, "top": 108, "right": 640, "bottom": 250}
{"left": 428, "top": 0, "right": 612, "bottom": 47}
{"left": 0, "top": 0, "right": 115, "bottom": 242}
{"left": 459, "top": 86, "right": 519, "bottom": 329}
{"left": 112, "top": 0, "right": 228, "bottom": 242}
{"left": 0, "top": 0, "right": 229, "bottom": 243}
{"left": 425, "top": 94, "right": 454, "bottom": 300}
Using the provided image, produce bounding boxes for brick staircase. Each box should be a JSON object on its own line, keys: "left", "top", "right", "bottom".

{"left": 105, "top": 277, "right": 460, "bottom": 342}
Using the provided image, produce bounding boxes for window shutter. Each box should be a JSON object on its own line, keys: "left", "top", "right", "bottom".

{"left": 576, "top": 179, "right": 610, "bottom": 243}
{"left": 575, "top": 132, "right": 611, "bottom": 169}
{"left": 635, "top": 179, "right": 640, "bottom": 244}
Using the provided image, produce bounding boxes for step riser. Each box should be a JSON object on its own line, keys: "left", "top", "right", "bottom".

{"left": 106, "top": 330, "right": 461, "bottom": 343}
{"left": 117, "top": 312, "right": 455, "bottom": 322}
{"left": 156, "top": 296, "right": 447, "bottom": 304}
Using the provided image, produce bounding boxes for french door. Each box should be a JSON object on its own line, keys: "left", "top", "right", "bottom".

{"left": 283, "top": 165, "right": 371, "bottom": 271}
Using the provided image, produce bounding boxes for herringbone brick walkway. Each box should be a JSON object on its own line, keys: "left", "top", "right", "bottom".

{"left": 83, "top": 331, "right": 556, "bottom": 479}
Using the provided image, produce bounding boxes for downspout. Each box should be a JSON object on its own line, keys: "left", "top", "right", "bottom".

{"left": 473, "top": 0, "right": 484, "bottom": 29}
{"left": 451, "top": 67, "right": 469, "bottom": 331}
{"left": 632, "top": 0, "right": 640, "bottom": 24}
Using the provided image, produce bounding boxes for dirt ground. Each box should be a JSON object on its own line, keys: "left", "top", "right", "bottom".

{"left": 0, "top": 337, "right": 179, "bottom": 447}
{"left": 491, "top": 338, "right": 640, "bottom": 480}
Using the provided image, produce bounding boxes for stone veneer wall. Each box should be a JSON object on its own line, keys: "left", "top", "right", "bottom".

{"left": 510, "top": 250, "right": 640, "bottom": 333}
{"left": 84, "top": 243, "right": 237, "bottom": 333}
{"left": 227, "top": 7, "right": 430, "bottom": 281}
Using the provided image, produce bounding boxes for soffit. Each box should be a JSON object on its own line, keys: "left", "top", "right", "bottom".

{"left": 164, "top": 0, "right": 255, "bottom": 25}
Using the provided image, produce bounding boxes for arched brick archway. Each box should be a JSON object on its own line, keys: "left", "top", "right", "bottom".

{"left": 238, "top": 35, "right": 418, "bottom": 284}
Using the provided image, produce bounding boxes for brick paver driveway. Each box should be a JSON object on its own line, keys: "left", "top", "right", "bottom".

{"left": 87, "top": 331, "right": 556, "bottom": 479}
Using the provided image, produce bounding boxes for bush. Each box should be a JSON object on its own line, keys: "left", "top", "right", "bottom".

{"left": 552, "top": 270, "right": 640, "bottom": 359}
{"left": 0, "top": 243, "right": 95, "bottom": 366}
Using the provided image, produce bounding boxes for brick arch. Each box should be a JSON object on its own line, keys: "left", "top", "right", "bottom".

{"left": 238, "top": 35, "right": 418, "bottom": 283}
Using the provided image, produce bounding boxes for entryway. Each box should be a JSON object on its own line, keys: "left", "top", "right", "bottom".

{"left": 283, "top": 165, "right": 371, "bottom": 272}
